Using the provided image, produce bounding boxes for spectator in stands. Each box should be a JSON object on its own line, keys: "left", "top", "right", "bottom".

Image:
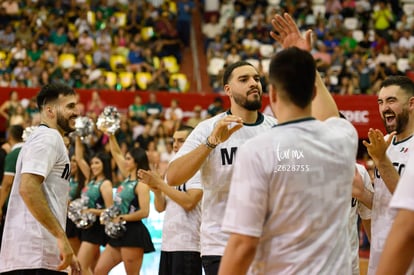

{"left": 154, "top": 12, "right": 182, "bottom": 63}
{"left": 177, "top": 0, "right": 196, "bottom": 47}
{"left": 9, "top": 40, "right": 27, "bottom": 67}
{"left": 207, "top": 96, "right": 224, "bottom": 117}
{"left": 74, "top": 10, "right": 92, "bottom": 36}
{"left": 164, "top": 99, "right": 184, "bottom": 135}
{"left": 145, "top": 92, "right": 163, "bottom": 119}
{"left": 93, "top": 43, "right": 111, "bottom": 71}
{"left": 241, "top": 31, "right": 261, "bottom": 59}
{"left": 1, "top": 0, "right": 19, "bottom": 19}
{"left": 202, "top": 14, "right": 222, "bottom": 52}
{"left": 50, "top": 25, "right": 68, "bottom": 49}
{"left": 0, "top": 25, "right": 15, "bottom": 51}
{"left": 87, "top": 90, "right": 105, "bottom": 117}
{"left": 27, "top": 42, "right": 43, "bottom": 63}
{"left": 78, "top": 31, "right": 95, "bottom": 53}
{"left": 398, "top": 29, "right": 414, "bottom": 55}
{"left": 340, "top": 30, "right": 358, "bottom": 56}
{"left": 128, "top": 95, "right": 147, "bottom": 123}
{"left": 14, "top": 19, "right": 31, "bottom": 47}
{"left": 372, "top": 0, "right": 395, "bottom": 40}
{"left": 187, "top": 105, "right": 204, "bottom": 128}
{"left": 375, "top": 44, "right": 397, "bottom": 67}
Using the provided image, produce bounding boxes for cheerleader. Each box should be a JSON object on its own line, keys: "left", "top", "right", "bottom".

{"left": 75, "top": 136, "right": 113, "bottom": 275}
{"left": 94, "top": 134, "right": 154, "bottom": 275}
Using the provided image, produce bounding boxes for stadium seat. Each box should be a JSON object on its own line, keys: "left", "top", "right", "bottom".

{"left": 261, "top": 59, "right": 271, "bottom": 74}
{"left": 162, "top": 56, "right": 180, "bottom": 73}
{"left": 259, "top": 44, "right": 275, "bottom": 58}
{"left": 109, "top": 55, "right": 127, "bottom": 72}
{"left": 141, "top": 26, "right": 155, "bottom": 41}
{"left": 344, "top": 17, "right": 359, "bottom": 30}
{"left": 234, "top": 15, "right": 246, "bottom": 30}
{"left": 397, "top": 58, "right": 410, "bottom": 72}
{"left": 136, "top": 72, "right": 153, "bottom": 90}
{"left": 403, "top": 3, "right": 414, "bottom": 15}
{"left": 246, "top": 58, "right": 260, "bottom": 70}
{"left": 58, "top": 53, "right": 76, "bottom": 69}
{"left": 87, "top": 11, "right": 95, "bottom": 26}
{"left": 169, "top": 1, "right": 177, "bottom": 14}
{"left": 119, "top": 71, "right": 134, "bottom": 88}
{"left": 207, "top": 57, "right": 226, "bottom": 76}
{"left": 313, "top": 4, "right": 326, "bottom": 17}
{"left": 352, "top": 29, "right": 364, "bottom": 42}
{"left": 114, "top": 12, "right": 127, "bottom": 27}
{"left": 104, "top": 71, "right": 117, "bottom": 88}
{"left": 169, "top": 73, "right": 190, "bottom": 92}
{"left": 84, "top": 54, "right": 93, "bottom": 66}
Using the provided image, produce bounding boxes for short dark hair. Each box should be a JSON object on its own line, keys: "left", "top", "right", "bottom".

{"left": 381, "top": 76, "right": 414, "bottom": 97}
{"left": 268, "top": 47, "right": 316, "bottom": 108}
{"left": 37, "top": 83, "right": 76, "bottom": 111}
{"left": 222, "top": 61, "right": 256, "bottom": 86}
{"left": 8, "top": 125, "right": 23, "bottom": 142}
{"left": 177, "top": 125, "right": 194, "bottom": 134}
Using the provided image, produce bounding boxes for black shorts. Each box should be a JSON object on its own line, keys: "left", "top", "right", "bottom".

{"left": 159, "top": 251, "right": 202, "bottom": 275}
{"left": 108, "top": 221, "right": 155, "bottom": 253}
{"left": 65, "top": 218, "right": 81, "bottom": 239}
{"left": 201, "top": 255, "right": 222, "bottom": 275}
{"left": 80, "top": 220, "right": 108, "bottom": 246}
{"left": 0, "top": 269, "right": 66, "bottom": 275}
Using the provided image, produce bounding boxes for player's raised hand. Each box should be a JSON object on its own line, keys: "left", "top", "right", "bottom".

{"left": 362, "top": 128, "right": 396, "bottom": 164}
{"left": 270, "top": 13, "right": 312, "bottom": 52}
{"left": 209, "top": 115, "right": 243, "bottom": 145}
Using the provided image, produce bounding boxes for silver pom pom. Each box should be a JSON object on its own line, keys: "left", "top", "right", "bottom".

{"left": 96, "top": 106, "right": 121, "bottom": 134}
{"left": 74, "top": 116, "right": 95, "bottom": 138}
{"left": 22, "top": 126, "right": 38, "bottom": 141}
{"left": 100, "top": 205, "right": 126, "bottom": 239}
{"left": 68, "top": 197, "right": 96, "bottom": 229}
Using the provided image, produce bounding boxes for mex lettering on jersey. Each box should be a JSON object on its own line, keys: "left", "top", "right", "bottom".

{"left": 61, "top": 163, "right": 71, "bottom": 180}
{"left": 221, "top": 147, "right": 238, "bottom": 165}
{"left": 374, "top": 162, "right": 406, "bottom": 179}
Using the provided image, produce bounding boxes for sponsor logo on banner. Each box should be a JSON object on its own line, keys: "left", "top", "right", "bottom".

{"left": 340, "top": 110, "right": 369, "bottom": 123}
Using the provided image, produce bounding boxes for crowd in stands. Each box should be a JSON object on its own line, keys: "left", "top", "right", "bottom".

{"left": 203, "top": 0, "right": 414, "bottom": 95}
{"left": 0, "top": 0, "right": 190, "bottom": 93}
{"left": 0, "top": 0, "right": 414, "bottom": 96}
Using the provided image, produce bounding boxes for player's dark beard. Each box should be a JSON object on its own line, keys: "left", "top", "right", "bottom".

{"left": 233, "top": 93, "right": 262, "bottom": 111}
{"left": 383, "top": 107, "right": 409, "bottom": 134}
{"left": 57, "top": 111, "right": 76, "bottom": 134}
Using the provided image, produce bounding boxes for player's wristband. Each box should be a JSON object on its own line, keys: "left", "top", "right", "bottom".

{"left": 205, "top": 136, "right": 219, "bottom": 149}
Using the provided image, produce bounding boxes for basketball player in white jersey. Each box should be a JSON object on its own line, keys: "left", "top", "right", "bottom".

{"left": 362, "top": 75, "right": 414, "bottom": 275}
{"left": 167, "top": 13, "right": 341, "bottom": 275}
{"left": 377, "top": 148, "right": 414, "bottom": 275}
{"left": 219, "top": 46, "right": 358, "bottom": 274}
{"left": 138, "top": 125, "right": 203, "bottom": 275}
{"left": 0, "top": 83, "right": 81, "bottom": 274}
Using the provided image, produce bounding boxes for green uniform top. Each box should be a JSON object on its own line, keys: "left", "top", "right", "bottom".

{"left": 82, "top": 179, "right": 105, "bottom": 209}
{"left": 114, "top": 177, "right": 139, "bottom": 215}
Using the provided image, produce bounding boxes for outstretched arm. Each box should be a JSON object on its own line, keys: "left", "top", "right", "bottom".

{"left": 166, "top": 115, "right": 243, "bottom": 186}
{"left": 270, "top": 13, "right": 339, "bottom": 120}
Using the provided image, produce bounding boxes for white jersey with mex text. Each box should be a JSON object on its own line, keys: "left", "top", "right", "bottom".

{"left": 368, "top": 135, "right": 414, "bottom": 275}
{"left": 171, "top": 111, "right": 277, "bottom": 256}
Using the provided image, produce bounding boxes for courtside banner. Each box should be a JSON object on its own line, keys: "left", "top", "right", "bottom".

{"left": 0, "top": 87, "right": 382, "bottom": 139}
{"left": 334, "top": 95, "right": 384, "bottom": 139}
